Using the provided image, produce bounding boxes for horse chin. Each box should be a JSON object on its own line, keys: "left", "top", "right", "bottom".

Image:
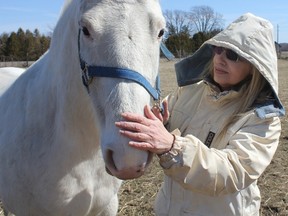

{"left": 105, "top": 150, "right": 154, "bottom": 180}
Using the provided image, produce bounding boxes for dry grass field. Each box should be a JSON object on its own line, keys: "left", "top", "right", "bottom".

{"left": 117, "top": 59, "right": 288, "bottom": 216}
{"left": 0, "top": 59, "right": 287, "bottom": 215}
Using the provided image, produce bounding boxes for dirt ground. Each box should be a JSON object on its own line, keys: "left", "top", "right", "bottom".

{"left": 0, "top": 59, "right": 287, "bottom": 215}
{"left": 117, "top": 59, "right": 288, "bottom": 216}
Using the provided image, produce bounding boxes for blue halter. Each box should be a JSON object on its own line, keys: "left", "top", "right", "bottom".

{"left": 78, "top": 29, "right": 161, "bottom": 103}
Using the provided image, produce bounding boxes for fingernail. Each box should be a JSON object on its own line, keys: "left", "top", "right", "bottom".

{"left": 121, "top": 113, "right": 127, "bottom": 117}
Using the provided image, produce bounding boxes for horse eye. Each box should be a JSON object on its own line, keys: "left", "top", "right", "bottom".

{"left": 158, "top": 29, "right": 165, "bottom": 38}
{"left": 82, "top": 27, "right": 90, "bottom": 36}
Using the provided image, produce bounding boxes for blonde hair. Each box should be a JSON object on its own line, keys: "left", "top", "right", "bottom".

{"left": 203, "top": 60, "right": 271, "bottom": 137}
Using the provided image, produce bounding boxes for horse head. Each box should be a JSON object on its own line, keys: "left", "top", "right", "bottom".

{"left": 53, "top": 0, "right": 166, "bottom": 180}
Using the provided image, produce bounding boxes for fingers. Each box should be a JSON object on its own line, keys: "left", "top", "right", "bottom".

{"left": 116, "top": 128, "right": 154, "bottom": 151}
{"left": 150, "top": 100, "right": 170, "bottom": 123}
{"left": 151, "top": 105, "right": 164, "bottom": 122}
{"left": 120, "top": 112, "right": 149, "bottom": 126}
{"left": 119, "top": 105, "right": 160, "bottom": 125}
{"left": 115, "top": 106, "right": 173, "bottom": 154}
{"left": 162, "top": 100, "right": 168, "bottom": 113}
{"left": 162, "top": 100, "right": 170, "bottom": 123}
{"left": 115, "top": 120, "right": 146, "bottom": 133}
{"left": 116, "top": 124, "right": 155, "bottom": 152}
{"left": 144, "top": 105, "right": 158, "bottom": 120}
{"left": 128, "top": 141, "right": 154, "bottom": 151}
{"left": 119, "top": 129, "right": 151, "bottom": 142}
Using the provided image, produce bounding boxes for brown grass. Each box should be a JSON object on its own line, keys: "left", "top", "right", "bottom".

{"left": 0, "top": 59, "right": 287, "bottom": 215}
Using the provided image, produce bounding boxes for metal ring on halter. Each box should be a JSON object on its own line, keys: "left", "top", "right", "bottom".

{"left": 153, "top": 98, "right": 164, "bottom": 114}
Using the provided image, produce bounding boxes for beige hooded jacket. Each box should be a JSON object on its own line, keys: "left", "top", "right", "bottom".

{"left": 154, "top": 13, "right": 285, "bottom": 216}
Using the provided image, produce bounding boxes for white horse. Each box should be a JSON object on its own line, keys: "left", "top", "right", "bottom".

{"left": 0, "top": 0, "right": 165, "bottom": 215}
{"left": 0, "top": 67, "right": 26, "bottom": 95}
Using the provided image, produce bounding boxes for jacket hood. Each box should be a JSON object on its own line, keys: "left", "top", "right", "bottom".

{"left": 175, "top": 13, "right": 285, "bottom": 117}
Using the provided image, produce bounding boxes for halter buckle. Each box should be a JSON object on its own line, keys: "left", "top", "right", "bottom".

{"left": 153, "top": 96, "right": 163, "bottom": 114}
{"left": 81, "top": 63, "right": 93, "bottom": 92}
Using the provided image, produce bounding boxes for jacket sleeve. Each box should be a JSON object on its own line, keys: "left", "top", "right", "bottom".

{"left": 160, "top": 114, "right": 281, "bottom": 196}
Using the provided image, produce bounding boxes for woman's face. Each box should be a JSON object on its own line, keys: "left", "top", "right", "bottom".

{"left": 212, "top": 46, "right": 252, "bottom": 91}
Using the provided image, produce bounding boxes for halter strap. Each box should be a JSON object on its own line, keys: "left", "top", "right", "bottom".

{"left": 78, "top": 29, "right": 161, "bottom": 102}
{"left": 80, "top": 63, "right": 161, "bottom": 101}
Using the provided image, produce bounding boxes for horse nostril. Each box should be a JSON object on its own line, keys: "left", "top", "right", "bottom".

{"left": 105, "top": 166, "right": 113, "bottom": 176}
{"left": 105, "top": 149, "right": 118, "bottom": 172}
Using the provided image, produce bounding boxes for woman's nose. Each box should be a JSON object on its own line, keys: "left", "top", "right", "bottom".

{"left": 214, "top": 51, "right": 227, "bottom": 64}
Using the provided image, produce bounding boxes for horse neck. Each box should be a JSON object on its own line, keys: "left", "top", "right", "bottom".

{"left": 44, "top": 13, "right": 100, "bottom": 145}
{"left": 48, "top": 51, "right": 98, "bottom": 134}
{"left": 48, "top": 0, "right": 84, "bottom": 107}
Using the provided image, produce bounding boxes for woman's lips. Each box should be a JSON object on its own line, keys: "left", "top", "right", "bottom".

{"left": 214, "top": 67, "right": 228, "bottom": 75}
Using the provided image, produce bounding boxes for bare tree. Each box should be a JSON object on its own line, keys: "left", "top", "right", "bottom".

{"left": 164, "top": 10, "right": 191, "bottom": 36}
{"left": 189, "top": 5, "right": 224, "bottom": 33}
{"left": 163, "top": 7, "right": 224, "bottom": 57}
{"left": 163, "top": 10, "right": 193, "bottom": 58}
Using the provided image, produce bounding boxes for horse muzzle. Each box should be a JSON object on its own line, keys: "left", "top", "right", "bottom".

{"left": 104, "top": 149, "right": 153, "bottom": 180}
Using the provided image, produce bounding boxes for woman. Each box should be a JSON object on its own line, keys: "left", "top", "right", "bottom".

{"left": 115, "top": 13, "right": 285, "bottom": 215}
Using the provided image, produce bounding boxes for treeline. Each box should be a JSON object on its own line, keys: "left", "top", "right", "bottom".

{"left": 0, "top": 28, "right": 51, "bottom": 62}
{"left": 163, "top": 6, "right": 224, "bottom": 58}
{"left": 164, "top": 29, "right": 221, "bottom": 58}
{"left": 0, "top": 6, "right": 224, "bottom": 61}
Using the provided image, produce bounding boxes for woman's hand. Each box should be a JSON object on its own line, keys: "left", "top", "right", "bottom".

{"left": 115, "top": 104, "right": 174, "bottom": 155}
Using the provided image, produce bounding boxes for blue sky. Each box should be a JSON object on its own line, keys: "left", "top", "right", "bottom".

{"left": 1, "top": 0, "right": 288, "bottom": 42}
